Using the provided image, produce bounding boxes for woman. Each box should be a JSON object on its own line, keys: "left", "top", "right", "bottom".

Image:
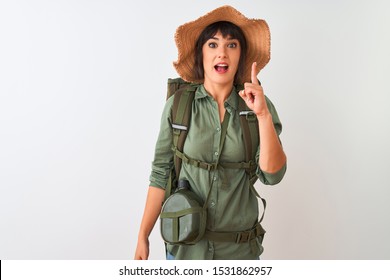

{"left": 135, "top": 5, "right": 286, "bottom": 260}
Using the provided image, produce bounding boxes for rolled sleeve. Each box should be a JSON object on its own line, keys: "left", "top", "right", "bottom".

{"left": 257, "top": 162, "right": 287, "bottom": 185}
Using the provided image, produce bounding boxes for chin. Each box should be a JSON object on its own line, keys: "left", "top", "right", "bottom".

{"left": 209, "top": 75, "right": 235, "bottom": 85}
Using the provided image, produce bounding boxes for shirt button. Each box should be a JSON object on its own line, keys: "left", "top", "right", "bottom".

{"left": 210, "top": 201, "right": 216, "bottom": 207}
{"left": 213, "top": 177, "right": 217, "bottom": 181}
{"left": 216, "top": 127, "right": 221, "bottom": 132}
{"left": 214, "top": 151, "right": 219, "bottom": 156}
{"left": 208, "top": 247, "right": 213, "bottom": 252}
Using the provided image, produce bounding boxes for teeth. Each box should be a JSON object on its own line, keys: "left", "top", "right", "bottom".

{"left": 216, "top": 63, "right": 228, "bottom": 67}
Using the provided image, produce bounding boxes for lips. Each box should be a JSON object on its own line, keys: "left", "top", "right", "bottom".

{"left": 214, "top": 63, "right": 229, "bottom": 73}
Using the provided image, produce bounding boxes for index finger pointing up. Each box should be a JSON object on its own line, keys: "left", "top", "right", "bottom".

{"left": 251, "top": 62, "right": 259, "bottom": 85}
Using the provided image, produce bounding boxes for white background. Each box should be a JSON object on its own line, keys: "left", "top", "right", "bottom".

{"left": 1, "top": 0, "right": 389, "bottom": 260}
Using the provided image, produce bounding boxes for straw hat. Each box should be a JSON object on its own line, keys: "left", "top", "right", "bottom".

{"left": 173, "top": 5, "right": 270, "bottom": 83}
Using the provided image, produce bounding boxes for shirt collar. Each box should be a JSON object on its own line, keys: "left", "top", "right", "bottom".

{"left": 195, "top": 84, "right": 239, "bottom": 111}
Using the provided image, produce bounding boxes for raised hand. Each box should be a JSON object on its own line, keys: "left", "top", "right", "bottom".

{"left": 238, "top": 62, "right": 269, "bottom": 117}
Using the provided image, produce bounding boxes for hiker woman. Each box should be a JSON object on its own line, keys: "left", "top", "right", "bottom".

{"left": 135, "top": 5, "right": 286, "bottom": 260}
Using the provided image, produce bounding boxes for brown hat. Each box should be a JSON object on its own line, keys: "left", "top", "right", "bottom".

{"left": 173, "top": 5, "right": 271, "bottom": 83}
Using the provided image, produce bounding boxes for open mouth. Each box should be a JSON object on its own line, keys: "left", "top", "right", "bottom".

{"left": 214, "top": 63, "right": 229, "bottom": 73}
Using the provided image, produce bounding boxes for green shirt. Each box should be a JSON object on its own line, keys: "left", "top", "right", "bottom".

{"left": 150, "top": 85, "right": 286, "bottom": 259}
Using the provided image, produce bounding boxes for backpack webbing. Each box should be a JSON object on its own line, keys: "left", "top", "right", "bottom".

{"left": 171, "top": 86, "right": 196, "bottom": 179}
{"left": 164, "top": 79, "right": 196, "bottom": 201}
{"left": 236, "top": 86, "right": 267, "bottom": 223}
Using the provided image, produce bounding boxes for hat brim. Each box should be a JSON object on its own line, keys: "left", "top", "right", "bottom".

{"left": 173, "top": 5, "right": 270, "bottom": 83}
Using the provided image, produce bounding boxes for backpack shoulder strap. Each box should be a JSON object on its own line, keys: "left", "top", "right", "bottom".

{"left": 237, "top": 93, "right": 259, "bottom": 183}
{"left": 171, "top": 85, "right": 196, "bottom": 177}
{"left": 236, "top": 86, "right": 267, "bottom": 223}
{"left": 164, "top": 78, "right": 197, "bottom": 201}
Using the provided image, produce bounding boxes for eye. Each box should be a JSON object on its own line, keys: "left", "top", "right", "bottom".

{"left": 208, "top": 42, "right": 217, "bottom": 48}
{"left": 228, "top": 42, "right": 238, "bottom": 48}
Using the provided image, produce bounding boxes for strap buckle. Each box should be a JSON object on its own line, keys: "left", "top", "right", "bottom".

{"left": 239, "top": 111, "right": 257, "bottom": 122}
{"left": 205, "top": 163, "right": 217, "bottom": 171}
{"left": 235, "top": 230, "right": 252, "bottom": 243}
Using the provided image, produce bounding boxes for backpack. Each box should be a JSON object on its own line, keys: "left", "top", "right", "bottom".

{"left": 160, "top": 77, "right": 266, "bottom": 245}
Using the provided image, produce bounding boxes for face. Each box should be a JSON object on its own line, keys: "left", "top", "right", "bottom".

{"left": 202, "top": 31, "right": 241, "bottom": 86}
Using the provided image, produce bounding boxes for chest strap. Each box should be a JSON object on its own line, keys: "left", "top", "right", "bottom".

{"left": 172, "top": 148, "right": 257, "bottom": 171}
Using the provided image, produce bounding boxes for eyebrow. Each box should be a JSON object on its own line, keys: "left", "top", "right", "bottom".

{"left": 209, "top": 36, "right": 237, "bottom": 41}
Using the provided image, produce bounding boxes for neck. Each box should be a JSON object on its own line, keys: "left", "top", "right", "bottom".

{"left": 203, "top": 80, "right": 233, "bottom": 104}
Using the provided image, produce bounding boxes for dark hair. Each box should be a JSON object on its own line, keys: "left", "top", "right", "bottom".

{"left": 194, "top": 21, "right": 247, "bottom": 84}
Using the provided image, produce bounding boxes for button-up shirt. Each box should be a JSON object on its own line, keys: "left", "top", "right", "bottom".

{"left": 149, "top": 85, "right": 286, "bottom": 259}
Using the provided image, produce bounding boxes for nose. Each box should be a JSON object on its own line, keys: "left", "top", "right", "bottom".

{"left": 217, "top": 46, "right": 227, "bottom": 58}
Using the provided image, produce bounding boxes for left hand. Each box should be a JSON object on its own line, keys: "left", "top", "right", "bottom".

{"left": 239, "top": 62, "right": 269, "bottom": 117}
